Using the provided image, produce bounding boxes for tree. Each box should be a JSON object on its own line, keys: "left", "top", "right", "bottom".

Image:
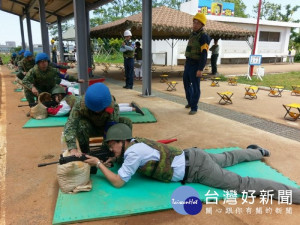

{"left": 223, "top": 0, "right": 248, "bottom": 18}
{"left": 49, "top": 20, "right": 72, "bottom": 39}
{"left": 253, "top": 0, "right": 281, "bottom": 20}
{"left": 90, "top": 0, "right": 186, "bottom": 28}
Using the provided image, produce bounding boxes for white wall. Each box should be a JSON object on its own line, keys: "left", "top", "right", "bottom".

{"left": 152, "top": 0, "right": 297, "bottom": 65}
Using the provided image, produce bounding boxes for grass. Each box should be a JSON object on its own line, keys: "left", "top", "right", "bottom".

{"left": 219, "top": 72, "right": 300, "bottom": 91}
{"left": 93, "top": 53, "right": 123, "bottom": 64}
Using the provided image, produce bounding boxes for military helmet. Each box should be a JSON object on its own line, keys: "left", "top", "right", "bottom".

{"left": 24, "top": 50, "right": 33, "bottom": 58}
{"left": 105, "top": 123, "right": 132, "bottom": 142}
{"left": 193, "top": 13, "right": 207, "bottom": 25}
{"left": 51, "top": 86, "right": 66, "bottom": 95}
{"left": 35, "top": 52, "right": 50, "bottom": 64}
{"left": 85, "top": 83, "right": 111, "bottom": 112}
{"left": 18, "top": 49, "right": 25, "bottom": 55}
{"left": 12, "top": 53, "right": 17, "bottom": 57}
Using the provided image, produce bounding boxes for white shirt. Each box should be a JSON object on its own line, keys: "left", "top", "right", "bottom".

{"left": 118, "top": 142, "right": 185, "bottom": 182}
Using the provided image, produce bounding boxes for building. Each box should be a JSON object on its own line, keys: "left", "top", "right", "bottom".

{"left": 179, "top": 0, "right": 300, "bottom": 64}
{"left": 5, "top": 41, "right": 16, "bottom": 47}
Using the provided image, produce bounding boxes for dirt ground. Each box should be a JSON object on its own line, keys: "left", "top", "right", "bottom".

{"left": 0, "top": 62, "right": 300, "bottom": 225}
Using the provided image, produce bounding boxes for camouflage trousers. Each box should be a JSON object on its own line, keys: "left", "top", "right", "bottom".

{"left": 185, "top": 148, "right": 300, "bottom": 204}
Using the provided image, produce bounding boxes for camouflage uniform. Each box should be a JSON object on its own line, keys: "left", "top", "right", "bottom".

{"left": 17, "top": 58, "right": 35, "bottom": 80}
{"left": 22, "top": 65, "right": 77, "bottom": 105}
{"left": 64, "top": 96, "right": 132, "bottom": 153}
{"left": 125, "top": 137, "right": 182, "bottom": 182}
{"left": 14, "top": 55, "right": 24, "bottom": 67}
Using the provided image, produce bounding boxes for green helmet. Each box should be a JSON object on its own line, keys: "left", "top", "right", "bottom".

{"left": 105, "top": 123, "right": 132, "bottom": 142}
{"left": 51, "top": 86, "right": 66, "bottom": 95}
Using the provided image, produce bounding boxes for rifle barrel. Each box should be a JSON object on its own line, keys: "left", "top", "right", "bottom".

{"left": 38, "top": 161, "right": 59, "bottom": 167}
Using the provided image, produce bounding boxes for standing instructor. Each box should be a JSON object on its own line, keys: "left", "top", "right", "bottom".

{"left": 183, "top": 13, "right": 211, "bottom": 115}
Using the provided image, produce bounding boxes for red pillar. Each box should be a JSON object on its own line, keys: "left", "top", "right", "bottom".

{"left": 250, "top": 0, "right": 262, "bottom": 76}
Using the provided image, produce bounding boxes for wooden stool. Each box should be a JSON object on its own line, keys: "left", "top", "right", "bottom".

{"left": 166, "top": 81, "right": 178, "bottom": 91}
{"left": 211, "top": 77, "right": 221, "bottom": 87}
{"left": 244, "top": 86, "right": 259, "bottom": 99}
{"left": 217, "top": 92, "right": 233, "bottom": 105}
{"left": 269, "top": 86, "right": 284, "bottom": 97}
{"left": 227, "top": 76, "right": 238, "bottom": 86}
{"left": 283, "top": 103, "right": 300, "bottom": 121}
{"left": 160, "top": 74, "right": 168, "bottom": 83}
{"left": 291, "top": 85, "right": 300, "bottom": 96}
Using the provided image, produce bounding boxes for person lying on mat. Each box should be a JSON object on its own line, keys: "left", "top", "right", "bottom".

{"left": 22, "top": 52, "right": 84, "bottom": 107}
{"left": 84, "top": 123, "right": 300, "bottom": 204}
{"left": 118, "top": 102, "right": 144, "bottom": 115}
{"left": 64, "top": 83, "right": 132, "bottom": 158}
{"left": 47, "top": 86, "right": 77, "bottom": 117}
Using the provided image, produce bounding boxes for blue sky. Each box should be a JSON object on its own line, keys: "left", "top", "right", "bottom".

{"left": 0, "top": 0, "right": 299, "bottom": 46}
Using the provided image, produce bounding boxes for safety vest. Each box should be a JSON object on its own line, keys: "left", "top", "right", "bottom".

{"left": 123, "top": 40, "right": 134, "bottom": 58}
{"left": 185, "top": 30, "right": 208, "bottom": 60}
{"left": 126, "top": 137, "right": 183, "bottom": 182}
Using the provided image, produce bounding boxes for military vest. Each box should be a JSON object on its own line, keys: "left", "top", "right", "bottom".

{"left": 185, "top": 30, "right": 206, "bottom": 60}
{"left": 31, "top": 65, "right": 60, "bottom": 92}
{"left": 126, "top": 137, "right": 183, "bottom": 182}
{"left": 79, "top": 96, "right": 120, "bottom": 128}
{"left": 123, "top": 40, "right": 134, "bottom": 58}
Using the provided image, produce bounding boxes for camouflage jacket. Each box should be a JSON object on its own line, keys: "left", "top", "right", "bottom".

{"left": 22, "top": 65, "right": 61, "bottom": 93}
{"left": 126, "top": 137, "right": 183, "bottom": 182}
{"left": 14, "top": 55, "right": 24, "bottom": 66}
{"left": 64, "top": 96, "right": 120, "bottom": 149}
{"left": 17, "top": 58, "right": 35, "bottom": 79}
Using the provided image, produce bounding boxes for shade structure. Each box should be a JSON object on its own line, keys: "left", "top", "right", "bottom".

{"left": 90, "top": 6, "right": 254, "bottom": 41}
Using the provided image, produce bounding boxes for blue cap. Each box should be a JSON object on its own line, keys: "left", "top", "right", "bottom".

{"left": 24, "top": 51, "right": 33, "bottom": 58}
{"left": 35, "top": 52, "right": 50, "bottom": 64}
{"left": 85, "top": 83, "right": 112, "bottom": 112}
{"left": 18, "top": 49, "right": 25, "bottom": 55}
{"left": 12, "top": 53, "right": 17, "bottom": 57}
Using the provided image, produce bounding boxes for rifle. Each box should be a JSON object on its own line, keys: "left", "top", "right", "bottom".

{"left": 38, "top": 146, "right": 113, "bottom": 167}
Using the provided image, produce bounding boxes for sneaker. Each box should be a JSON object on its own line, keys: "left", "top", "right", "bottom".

{"left": 126, "top": 86, "right": 133, "bottom": 89}
{"left": 135, "top": 77, "right": 139, "bottom": 81}
{"left": 185, "top": 104, "right": 191, "bottom": 109}
{"left": 123, "top": 85, "right": 128, "bottom": 89}
{"left": 131, "top": 101, "right": 144, "bottom": 116}
{"left": 189, "top": 110, "right": 197, "bottom": 115}
{"left": 139, "top": 77, "right": 143, "bottom": 81}
{"left": 247, "top": 144, "right": 270, "bottom": 157}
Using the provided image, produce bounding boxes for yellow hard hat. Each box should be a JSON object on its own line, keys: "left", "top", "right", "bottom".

{"left": 51, "top": 39, "right": 55, "bottom": 44}
{"left": 193, "top": 13, "right": 207, "bottom": 26}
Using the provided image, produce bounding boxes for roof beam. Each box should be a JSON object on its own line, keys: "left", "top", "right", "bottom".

{"left": 86, "top": 0, "right": 113, "bottom": 11}
{"left": 46, "top": 0, "right": 73, "bottom": 19}
{"left": 21, "top": 0, "right": 38, "bottom": 19}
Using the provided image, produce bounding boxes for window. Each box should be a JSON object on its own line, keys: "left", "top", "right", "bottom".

{"left": 259, "top": 31, "right": 280, "bottom": 42}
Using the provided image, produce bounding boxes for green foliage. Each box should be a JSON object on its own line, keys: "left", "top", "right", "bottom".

{"left": 223, "top": 0, "right": 248, "bottom": 18}
{"left": 253, "top": 0, "right": 281, "bottom": 20}
{"left": 109, "top": 38, "right": 123, "bottom": 52}
{"left": 294, "top": 52, "right": 300, "bottom": 62}
{"left": 13, "top": 46, "right": 22, "bottom": 53}
{"left": 0, "top": 53, "right": 11, "bottom": 64}
{"left": 90, "top": 0, "right": 185, "bottom": 27}
{"left": 235, "top": 72, "right": 300, "bottom": 90}
{"left": 49, "top": 21, "right": 72, "bottom": 38}
{"left": 93, "top": 53, "right": 123, "bottom": 64}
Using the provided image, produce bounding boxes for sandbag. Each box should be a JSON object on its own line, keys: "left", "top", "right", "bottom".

{"left": 30, "top": 92, "right": 51, "bottom": 119}
{"left": 57, "top": 150, "right": 92, "bottom": 193}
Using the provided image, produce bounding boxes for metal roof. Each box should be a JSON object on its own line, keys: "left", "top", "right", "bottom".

{"left": 90, "top": 6, "right": 254, "bottom": 40}
{"left": 1, "top": 0, "right": 112, "bottom": 24}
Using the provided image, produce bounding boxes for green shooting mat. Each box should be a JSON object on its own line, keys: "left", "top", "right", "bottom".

{"left": 20, "top": 97, "right": 27, "bottom": 102}
{"left": 53, "top": 147, "right": 299, "bottom": 224}
{"left": 120, "top": 108, "right": 157, "bottom": 123}
{"left": 14, "top": 88, "right": 23, "bottom": 92}
{"left": 23, "top": 116, "right": 68, "bottom": 128}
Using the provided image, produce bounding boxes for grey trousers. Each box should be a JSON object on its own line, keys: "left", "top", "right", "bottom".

{"left": 185, "top": 148, "right": 300, "bottom": 204}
